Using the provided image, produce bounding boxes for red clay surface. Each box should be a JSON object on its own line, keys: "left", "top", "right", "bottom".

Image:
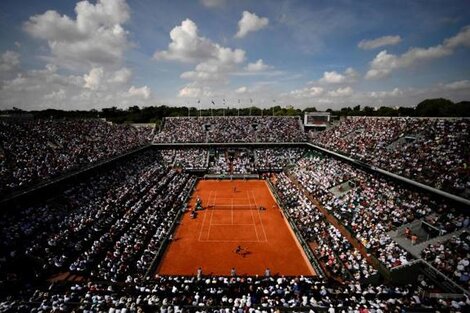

{"left": 156, "top": 179, "right": 315, "bottom": 276}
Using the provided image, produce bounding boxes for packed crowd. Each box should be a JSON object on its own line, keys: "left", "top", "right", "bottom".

{"left": 208, "top": 149, "right": 255, "bottom": 175}
{"left": 154, "top": 116, "right": 306, "bottom": 143}
{"left": 158, "top": 148, "right": 209, "bottom": 170}
{"left": 1, "top": 113, "right": 469, "bottom": 311}
{"left": 174, "top": 149, "right": 208, "bottom": 170}
{"left": 158, "top": 149, "right": 177, "bottom": 166}
{"left": 208, "top": 151, "right": 229, "bottom": 174}
{"left": 231, "top": 150, "right": 255, "bottom": 174}
{"left": 310, "top": 117, "right": 470, "bottom": 197}
{"left": 0, "top": 150, "right": 196, "bottom": 292}
{"left": 421, "top": 231, "right": 470, "bottom": 291}
{"left": 0, "top": 119, "right": 152, "bottom": 196}
{"left": 90, "top": 170, "right": 194, "bottom": 282}
{"left": 273, "top": 173, "right": 378, "bottom": 282}
{"left": 256, "top": 117, "right": 306, "bottom": 143}
{"left": 255, "top": 148, "right": 305, "bottom": 171}
{"left": 156, "top": 148, "right": 305, "bottom": 173}
{"left": 290, "top": 152, "right": 468, "bottom": 269}
{"left": 3, "top": 275, "right": 466, "bottom": 312}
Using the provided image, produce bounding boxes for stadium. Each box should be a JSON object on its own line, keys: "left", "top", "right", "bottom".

{"left": 0, "top": 111, "right": 469, "bottom": 312}
{"left": 1, "top": 0, "right": 470, "bottom": 312}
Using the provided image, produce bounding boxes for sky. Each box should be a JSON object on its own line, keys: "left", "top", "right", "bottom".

{"left": 0, "top": 0, "right": 469, "bottom": 111}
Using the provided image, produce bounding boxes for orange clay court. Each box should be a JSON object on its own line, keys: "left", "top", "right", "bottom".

{"left": 156, "top": 179, "right": 315, "bottom": 276}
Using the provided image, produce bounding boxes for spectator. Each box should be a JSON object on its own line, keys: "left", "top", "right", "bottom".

{"left": 0, "top": 119, "right": 152, "bottom": 196}
{"left": 154, "top": 116, "right": 306, "bottom": 143}
{"left": 310, "top": 117, "right": 470, "bottom": 198}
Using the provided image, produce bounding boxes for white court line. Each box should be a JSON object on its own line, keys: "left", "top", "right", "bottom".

{"left": 201, "top": 240, "right": 264, "bottom": 243}
{"left": 210, "top": 223, "right": 257, "bottom": 226}
{"left": 208, "top": 203, "right": 252, "bottom": 208}
{"left": 211, "top": 197, "right": 253, "bottom": 200}
{"left": 200, "top": 190, "right": 263, "bottom": 242}
{"left": 207, "top": 192, "right": 217, "bottom": 240}
{"left": 251, "top": 190, "right": 268, "bottom": 242}
{"left": 248, "top": 190, "right": 263, "bottom": 242}
{"left": 198, "top": 190, "right": 213, "bottom": 241}
{"left": 247, "top": 191, "right": 261, "bottom": 242}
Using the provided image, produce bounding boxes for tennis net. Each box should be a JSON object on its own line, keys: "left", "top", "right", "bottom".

{"left": 206, "top": 204, "right": 262, "bottom": 211}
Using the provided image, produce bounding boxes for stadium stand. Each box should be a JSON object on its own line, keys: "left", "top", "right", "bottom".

{"left": 1, "top": 117, "right": 469, "bottom": 312}
{"left": 421, "top": 231, "right": 470, "bottom": 290}
{"left": 2, "top": 276, "right": 465, "bottom": 312}
{"left": 254, "top": 147, "right": 305, "bottom": 171}
{"left": 273, "top": 172, "right": 378, "bottom": 282}
{"left": 289, "top": 151, "right": 468, "bottom": 269}
{"left": 309, "top": 117, "right": 470, "bottom": 198}
{"left": 0, "top": 119, "right": 152, "bottom": 197}
{"left": 156, "top": 147, "right": 304, "bottom": 173}
{"left": 208, "top": 149, "right": 255, "bottom": 174}
{"left": 153, "top": 116, "right": 306, "bottom": 143}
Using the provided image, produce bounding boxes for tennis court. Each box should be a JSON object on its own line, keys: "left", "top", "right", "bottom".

{"left": 156, "top": 179, "right": 315, "bottom": 276}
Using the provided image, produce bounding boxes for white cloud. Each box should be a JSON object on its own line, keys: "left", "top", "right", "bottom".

{"left": 178, "top": 86, "right": 199, "bottom": 98}
{"left": 245, "top": 59, "right": 271, "bottom": 72}
{"left": 0, "top": 64, "right": 154, "bottom": 110}
{"left": 157, "top": 19, "right": 248, "bottom": 88}
{"left": 309, "top": 87, "right": 325, "bottom": 96}
{"left": 154, "top": 19, "right": 212, "bottom": 63}
{"left": 366, "top": 26, "right": 470, "bottom": 79}
{"left": 369, "top": 87, "right": 403, "bottom": 98}
{"left": 128, "top": 85, "right": 151, "bottom": 99}
{"left": 0, "top": 51, "right": 20, "bottom": 72}
{"left": 358, "top": 35, "right": 401, "bottom": 50}
{"left": 44, "top": 88, "right": 66, "bottom": 100}
{"left": 0, "top": 50, "right": 20, "bottom": 80}
{"left": 178, "top": 85, "right": 213, "bottom": 98}
{"left": 23, "top": 0, "right": 130, "bottom": 70}
{"left": 180, "top": 61, "right": 227, "bottom": 82}
{"left": 83, "top": 67, "right": 104, "bottom": 90}
{"left": 328, "top": 86, "right": 354, "bottom": 97}
{"left": 84, "top": 67, "right": 134, "bottom": 90}
{"left": 200, "top": 0, "right": 226, "bottom": 8}
{"left": 180, "top": 53, "right": 245, "bottom": 83}
{"left": 1, "top": 64, "right": 80, "bottom": 109}
{"left": 171, "top": 77, "right": 470, "bottom": 110}
{"left": 235, "top": 86, "right": 248, "bottom": 94}
{"left": 1, "top": 0, "right": 157, "bottom": 110}
{"left": 278, "top": 79, "right": 470, "bottom": 110}
{"left": 288, "top": 86, "right": 324, "bottom": 98}
{"left": 235, "top": 11, "right": 269, "bottom": 38}
{"left": 344, "top": 68, "right": 358, "bottom": 79}
{"left": 108, "top": 67, "right": 132, "bottom": 84}
{"left": 319, "top": 67, "right": 357, "bottom": 84}
{"left": 443, "top": 80, "right": 470, "bottom": 90}
{"left": 154, "top": 19, "right": 244, "bottom": 65}
{"left": 320, "top": 71, "right": 345, "bottom": 83}
{"left": 444, "top": 26, "right": 470, "bottom": 48}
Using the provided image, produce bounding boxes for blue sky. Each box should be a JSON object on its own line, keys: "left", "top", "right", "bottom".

{"left": 0, "top": 0, "right": 469, "bottom": 110}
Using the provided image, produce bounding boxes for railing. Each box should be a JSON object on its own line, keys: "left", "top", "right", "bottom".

{"left": 306, "top": 142, "right": 470, "bottom": 207}
{"left": 419, "top": 260, "right": 470, "bottom": 295}
{"left": 266, "top": 179, "right": 325, "bottom": 278}
{"left": 153, "top": 142, "right": 308, "bottom": 146}
{"left": 285, "top": 171, "right": 392, "bottom": 280}
{"left": 0, "top": 144, "right": 153, "bottom": 208}
{"left": 144, "top": 177, "right": 198, "bottom": 278}
{"left": 421, "top": 220, "right": 444, "bottom": 238}
{"left": 204, "top": 173, "right": 260, "bottom": 180}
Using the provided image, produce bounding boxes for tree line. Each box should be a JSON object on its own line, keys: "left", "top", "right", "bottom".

{"left": 2, "top": 98, "right": 468, "bottom": 124}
